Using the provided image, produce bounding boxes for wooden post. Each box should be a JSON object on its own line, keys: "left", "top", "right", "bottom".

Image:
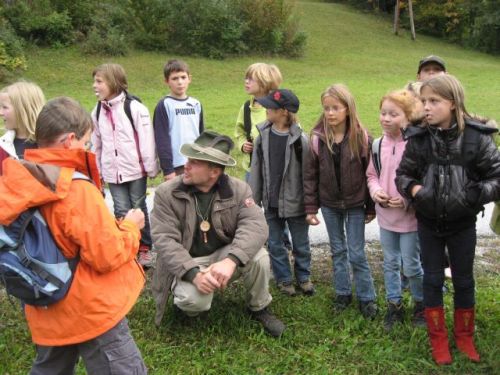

{"left": 393, "top": 0, "right": 401, "bottom": 35}
{"left": 408, "top": 0, "right": 416, "bottom": 40}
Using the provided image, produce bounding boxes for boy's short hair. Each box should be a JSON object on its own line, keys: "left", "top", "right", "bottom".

{"left": 164, "top": 59, "right": 190, "bottom": 80}
{"left": 36, "top": 97, "right": 93, "bottom": 147}
{"left": 245, "top": 63, "right": 283, "bottom": 94}
{"left": 92, "top": 63, "right": 128, "bottom": 96}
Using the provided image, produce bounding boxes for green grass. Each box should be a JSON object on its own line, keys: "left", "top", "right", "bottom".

{"left": 1, "top": 1, "right": 500, "bottom": 373}
{"left": 12, "top": 1, "right": 500, "bottom": 178}
{"left": 1, "top": 244, "right": 499, "bottom": 374}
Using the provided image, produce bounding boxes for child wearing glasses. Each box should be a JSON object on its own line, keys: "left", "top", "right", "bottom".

{"left": 304, "top": 83, "right": 377, "bottom": 319}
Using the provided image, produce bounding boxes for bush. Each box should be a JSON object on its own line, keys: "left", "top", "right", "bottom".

{"left": 3, "top": 1, "right": 73, "bottom": 46}
{"left": 238, "top": 0, "right": 307, "bottom": 57}
{"left": 0, "top": 17, "right": 27, "bottom": 82}
{"left": 1, "top": 0, "right": 307, "bottom": 59}
{"left": 81, "top": 26, "right": 129, "bottom": 56}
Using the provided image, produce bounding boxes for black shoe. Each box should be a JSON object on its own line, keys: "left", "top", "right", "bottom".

{"left": 359, "top": 300, "right": 378, "bottom": 320}
{"left": 249, "top": 307, "right": 286, "bottom": 337}
{"left": 384, "top": 301, "right": 404, "bottom": 331}
{"left": 333, "top": 294, "right": 352, "bottom": 311}
{"left": 412, "top": 301, "right": 426, "bottom": 328}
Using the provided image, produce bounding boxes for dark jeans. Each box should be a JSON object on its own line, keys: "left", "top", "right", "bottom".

{"left": 108, "top": 177, "right": 152, "bottom": 247}
{"left": 418, "top": 221, "right": 476, "bottom": 309}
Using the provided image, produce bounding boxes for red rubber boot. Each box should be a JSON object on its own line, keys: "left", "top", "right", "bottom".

{"left": 425, "top": 306, "right": 452, "bottom": 365}
{"left": 454, "top": 308, "right": 480, "bottom": 362}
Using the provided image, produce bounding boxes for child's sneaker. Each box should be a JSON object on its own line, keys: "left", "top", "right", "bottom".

{"left": 384, "top": 301, "right": 404, "bottom": 331}
{"left": 333, "top": 294, "right": 352, "bottom": 311}
{"left": 359, "top": 300, "right": 378, "bottom": 320}
{"left": 138, "top": 245, "right": 154, "bottom": 269}
{"left": 297, "top": 280, "right": 315, "bottom": 296}
{"left": 412, "top": 301, "right": 426, "bottom": 327}
{"left": 277, "top": 282, "right": 296, "bottom": 297}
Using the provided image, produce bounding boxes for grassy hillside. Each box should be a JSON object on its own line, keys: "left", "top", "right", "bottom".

{"left": 1, "top": 2, "right": 499, "bottom": 374}
{"left": 16, "top": 1, "right": 500, "bottom": 177}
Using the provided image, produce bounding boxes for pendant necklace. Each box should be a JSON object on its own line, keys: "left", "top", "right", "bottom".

{"left": 194, "top": 192, "right": 216, "bottom": 244}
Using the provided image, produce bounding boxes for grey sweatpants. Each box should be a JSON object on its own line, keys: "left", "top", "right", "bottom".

{"left": 30, "top": 318, "right": 147, "bottom": 375}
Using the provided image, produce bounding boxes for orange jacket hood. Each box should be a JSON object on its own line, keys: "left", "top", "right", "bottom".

{"left": 0, "top": 148, "right": 102, "bottom": 225}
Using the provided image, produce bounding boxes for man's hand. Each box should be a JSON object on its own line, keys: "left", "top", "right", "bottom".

{"left": 209, "top": 258, "right": 237, "bottom": 290}
{"left": 164, "top": 172, "right": 176, "bottom": 181}
{"left": 242, "top": 141, "right": 254, "bottom": 154}
{"left": 192, "top": 270, "right": 221, "bottom": 294}
{"left": 306, "top": 214, "right": 320, "bottom": 226}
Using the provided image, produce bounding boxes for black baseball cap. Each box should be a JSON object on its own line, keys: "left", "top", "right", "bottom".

{"left": 418, "top": 55, "right": 446, "bottom": 73}
{"left": 256, "top": 89, "right": 300, "bottom": 113}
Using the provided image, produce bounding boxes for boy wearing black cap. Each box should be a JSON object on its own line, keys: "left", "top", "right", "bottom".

{"left": 408, "top": 55, "right": 447, "bottom": 96}
{"left": 249, "top": 89, "right": 314, "bottom": 297}
{"left": 417, "top": 55, "right": 446, "bottom": 82}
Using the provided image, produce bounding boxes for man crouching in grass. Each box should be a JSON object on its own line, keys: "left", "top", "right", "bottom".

{"left": 150, "top": 130, "right": 285, "bottom": 337}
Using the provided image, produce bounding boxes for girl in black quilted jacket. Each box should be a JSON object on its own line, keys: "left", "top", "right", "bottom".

{"left": 396, "top": 74, "right": 500, "bottom": 365}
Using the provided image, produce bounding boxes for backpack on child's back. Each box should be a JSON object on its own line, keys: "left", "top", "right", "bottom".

{"left": 0, "top": 172, "right": 88, "bottom": 306}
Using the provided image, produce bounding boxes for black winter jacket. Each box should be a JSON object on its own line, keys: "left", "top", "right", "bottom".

{"left": 396, "top": 118, "right": 500, "bottom": 231}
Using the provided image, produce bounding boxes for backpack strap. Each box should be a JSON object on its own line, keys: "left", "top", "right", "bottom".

{"left": 95, "top": 102, "right": 101, "bottom": 123}
{"left": 243, "top": 100, "right": 252, "bottom": 141}
{"left": 123, "top": 92, "right": 146, "bottom": 176}
{"left": 371, "top": 136, "right": 383, "bottom": 177}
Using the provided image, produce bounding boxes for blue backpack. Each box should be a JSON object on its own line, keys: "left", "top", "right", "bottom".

{"left": 0, "top": 172, "right": 89, "bottom": 306}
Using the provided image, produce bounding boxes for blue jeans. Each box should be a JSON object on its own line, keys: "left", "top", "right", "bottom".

{"left": 380, "top": 228, "right": 423, "bottom": 304}
{"left": 321, "top": 206, "right": 376, "bottom": 302}
{"left": 264, "top": 208, "right": 311, "bottom": 284}
{"left": 108, "top": 177, "right": 152, "bottom": 247}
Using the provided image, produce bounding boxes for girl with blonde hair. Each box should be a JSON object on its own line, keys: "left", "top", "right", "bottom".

{"left": 366, "top": 89, "right": 424, "bottom": 331}
{"left": 0, "top": 81, "right": 45, "bottom": 174}
{"left": 396, "top": 74, "right": 500, "bottom": 365}
{"left": 304, "top": 84, "right": 377, "bottom": 318}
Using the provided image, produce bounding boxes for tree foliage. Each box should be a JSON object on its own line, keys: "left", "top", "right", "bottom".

{"left": 0, "top": 0, "right": 307, "bottom": 62}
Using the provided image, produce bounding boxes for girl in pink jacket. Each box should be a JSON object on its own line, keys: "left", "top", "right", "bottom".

{"left": 366, "top": 89, "right": 424, "bottom": 331}
{"left": 91, "top": 63, "right": 159, "bottom": 268}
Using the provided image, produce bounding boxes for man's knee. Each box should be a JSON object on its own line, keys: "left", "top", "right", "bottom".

{"left": 173, "top": 281, "right": 213, "bottom": 314}
{"left": 248, "top": 248, "right": 270, "bottom": 272}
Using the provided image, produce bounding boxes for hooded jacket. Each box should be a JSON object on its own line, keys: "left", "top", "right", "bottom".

{"left": 366, "top": 130, "right": 417, "bottom": 233}
{"left": 396, "top": 118, "right": 500, "bottom": 230}
{"left": 249, "top": 121, "right": 309, "bottom": 218}
{"left": 0, "top": 148, "right": 145, "bottom": 346}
